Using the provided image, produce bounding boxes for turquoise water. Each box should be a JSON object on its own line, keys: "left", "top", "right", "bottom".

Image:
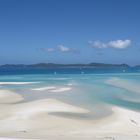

{"left": 0, "top": 73, "right": 140, "bottom": 119}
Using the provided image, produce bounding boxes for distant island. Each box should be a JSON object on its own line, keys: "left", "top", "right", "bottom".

{"left": 0, "top": 63, "right": 131, "bottom": 69}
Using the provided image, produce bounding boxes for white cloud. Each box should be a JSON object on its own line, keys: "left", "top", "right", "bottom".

{"left": 57, "top": 45, "right": 70, "bottom": 52}
{"left": 57, "top": 45, "right": 79, "bottom": 53}
{"left": 89, "top": 39, "right": 131, "bottom": 49}
{"left": 108, "top": 40, "right": 131, "bottom": 49}
{"left": 39, "top": 45, "right": 79, "bottom": 54}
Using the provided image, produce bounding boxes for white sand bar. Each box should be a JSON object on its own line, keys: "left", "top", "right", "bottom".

{"left": 50, "top": 87, "right": 71, "bottom": 92}
{"left": 14, "top": 98, "right": 89, "bottom": 116}
{"left": 0, "top": 82, "right": 39, "bottom": 85}
{"left": 31, "top": 86, "right": 56, "bottom": 91}
{"left": 31, "top": 86, "right": 72, "bottom": 92}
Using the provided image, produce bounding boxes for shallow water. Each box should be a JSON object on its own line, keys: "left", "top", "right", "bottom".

{"left": 0, "top": 73, "right": 140, "bottom": 119}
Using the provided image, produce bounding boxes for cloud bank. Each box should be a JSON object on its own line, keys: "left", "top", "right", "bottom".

{"left": 39, "top": 45, "right": 79, "bottom": 54}
{"left": 89, "top": 39, "right": 131, "bottom": 49}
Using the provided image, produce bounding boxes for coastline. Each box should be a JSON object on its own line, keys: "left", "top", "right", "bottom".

{"left": 0, "top": 87, "right": 140, "bottom": 140}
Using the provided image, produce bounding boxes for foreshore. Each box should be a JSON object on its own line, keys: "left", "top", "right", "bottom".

{"left": 0, "top": 87, "right": 140, "bottom": 140}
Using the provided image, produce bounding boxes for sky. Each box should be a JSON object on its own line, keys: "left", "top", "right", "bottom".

{"left": 0, "top": 0, "right": 140, "bottom": 65}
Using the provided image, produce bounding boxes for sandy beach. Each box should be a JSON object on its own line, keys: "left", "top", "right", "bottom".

{"left": 0, "top": 86, "right": 140, "bottom": 140}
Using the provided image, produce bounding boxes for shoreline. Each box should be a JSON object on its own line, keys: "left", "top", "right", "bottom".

{"left": 0, "top": 89, "right": 140, "bottom": 139}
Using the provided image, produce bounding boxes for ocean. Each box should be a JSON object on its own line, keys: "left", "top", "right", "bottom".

{"left": 0, "top": 67, "right": 139, "bottom": 75}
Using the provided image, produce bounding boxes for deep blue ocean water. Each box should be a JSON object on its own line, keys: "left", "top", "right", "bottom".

{"left": 0, "top": 67, "right": 139, "bottom": 75}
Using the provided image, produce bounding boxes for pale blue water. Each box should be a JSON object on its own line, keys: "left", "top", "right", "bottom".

{"left": 0, "top": 71, "right": 140, "bottom": 119}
